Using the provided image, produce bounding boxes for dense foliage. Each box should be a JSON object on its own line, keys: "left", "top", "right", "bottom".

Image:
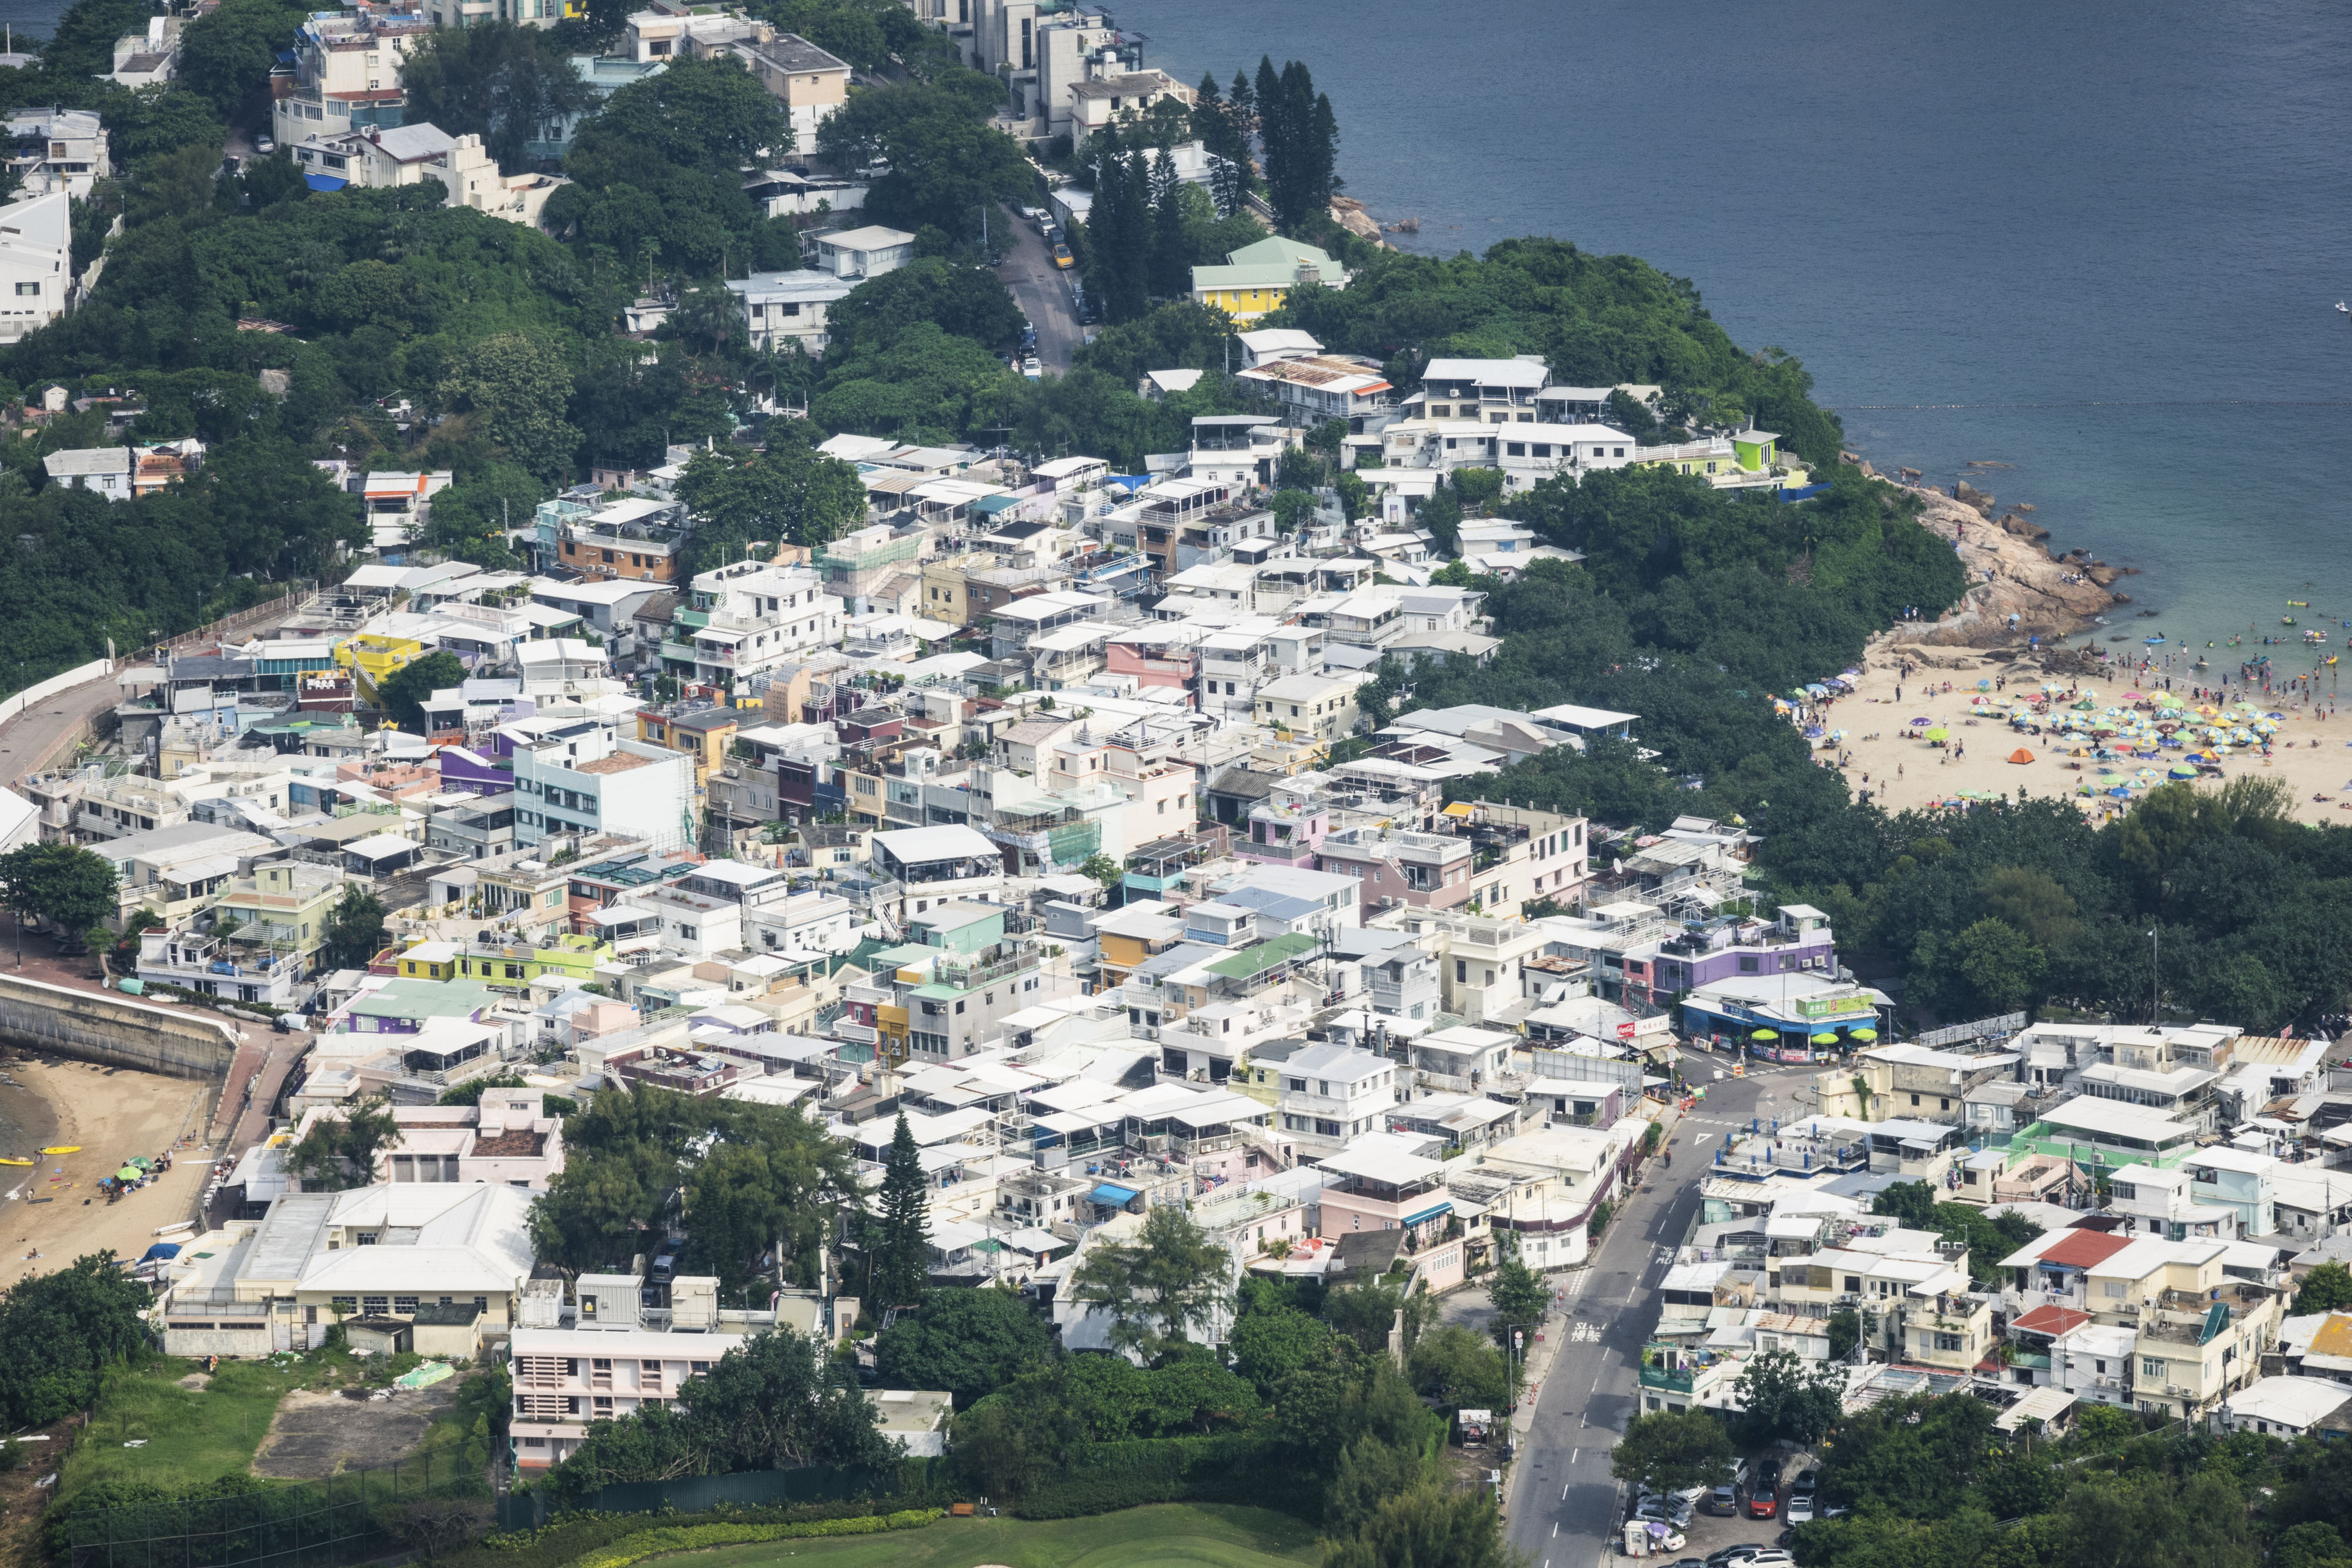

{"left": 529, "top": 1084, "right": 858, "bottom": 1290}
{"left": 1790, "top": 1389, "right": 2352, "bottom": 1568}
{"left": 0, "top": 1253, "right": 153, "bottom": 1428}
{"left": 538, "top": 1326, "right": 894, "bottom": 1502}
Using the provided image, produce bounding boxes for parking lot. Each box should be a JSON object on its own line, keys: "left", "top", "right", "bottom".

{"left": 1626, "top": 1456, "right": 1816, "bottom": 1561}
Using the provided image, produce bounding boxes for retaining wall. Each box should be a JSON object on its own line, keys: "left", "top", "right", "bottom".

{"left": 0, "top": 973, "right": 240, "bottom": 1079}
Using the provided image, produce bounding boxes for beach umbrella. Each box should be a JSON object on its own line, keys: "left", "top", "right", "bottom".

{"left": 2073, "top": 697, "right": 2097, "bottom": 710}
{"left": 1925, "top": 727, "right": 1949, "bottom": 741}
{"left": 1750, "top": 1029, "right": 1778, "bottom": 1041}
{"left": 116, "top": 1166, "right": 142, "bottom": 1182}
{"left": 2123, "top": 691, "right": 2144, "bottom": 701}
{"left": 2169, "top": 763, "right": 2199, "bottom": 779}
{"left": 1811, "top": 1032, "right": 1837, "bottom": 1044}
{"left": 2155, "top": 693, "right": 2184, "bottom": 708}
{"left": 2109, "top": 787, "right": 2131, "bottom": 798}
{"left": 1852, "top": 1028, "right": 1878, "bottom": 1042}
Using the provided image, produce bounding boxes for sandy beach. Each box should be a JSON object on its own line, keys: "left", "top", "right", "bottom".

{"left": 1796, "top": 635, "right": 2352, "bottom": 827}
{"left": 1, "top": 1053, "right": 215, "bottom": 1285}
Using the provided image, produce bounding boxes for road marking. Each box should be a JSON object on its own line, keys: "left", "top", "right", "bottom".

{"left": 1562, "top": 1483, "right": 1570, "bottom": 1500}
{"left": 1571, "top": 1448, "right": 1580, "bottom": 1464}
{"left": 1591, "top": 1373, "right": 1601, "bottom": 1392}
{"left": 1552, "top": 1522, "right": 1559, "bottom": 1537}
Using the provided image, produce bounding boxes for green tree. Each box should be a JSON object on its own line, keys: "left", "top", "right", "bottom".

{"left": 437, "top": 334, "right": 583, "bottom": 487}
{"left": 283, "top": 1095, "right": 401, "bottom": 1191}
{"left": 178, "top": 0, "right": 309, "bottom": 116}
{"left": 0, "top": 842, "right": 118, "bottom": 941}
{"left": 400, "top": 23, "right": 597, "bottom": 174}
{"left": 319, "top": 883, "right": 389, "bottom": 969}
{"left": 1230, "top": 1305, "right": 1338, "bottom": 1398}
{"left": 1069, "top": 1203, "right": 1228, "bottom": 1357}
{"left": 1405, "top": 1324, "right": 1509, "bottom": 1410}
{"left": 375, "top": 649, "right": 467, "bottom": 733}
{"left": 2298, "top": 1261, "right": 2352, "bottom": 1316}
{"left": 673, "top": 442, "right": 868, "bottom": 567}
{"left": 1609, "top": 1409, "right": 1734, "bottom": 1496}
{"left": 0, "top": 1253, "right": 154, "bottom": 1429}
{"left": 871, "top": 1285, "right": 1047, "bottom": 1409}
{"left": 1484, "top": 1249, "right": 1548, "bottom": 1354}
{"left": 867, "top": 1112, "right": 931, "bottom": 1309}
{"left": 1324, "top": 1485, "right": 1514, "bottom": 1568}
{"left": 1732, "top": 1346, "right": 1845, "bottom": 1445}
{"left": 1940, "top": 915, "right": 2047, "bottom": 1013}
{"left": 1078, "top": 852, "right": 1124, "bottom": 888}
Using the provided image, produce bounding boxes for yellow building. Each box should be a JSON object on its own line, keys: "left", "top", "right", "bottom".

{"left": 1190, "top": 236, "right": 1347, "bottom": 323}
{"left": 920, "top": 553, "right": 977, "bottom": 627}
{"left": 335, "top": 633, "right": 429, "bottom": 704}
{"left": 636, "top": 706, "right": 741, "bottom": 783}
{"left": 456, "top": 932, "right": 614, "bottom": 989}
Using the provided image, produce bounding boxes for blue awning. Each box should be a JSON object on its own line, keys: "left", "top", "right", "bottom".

{"left": 1401, "top": 1201, "right": 1453, "bottom": 1228}
{"left": 1091, "top": 1182, "right": 1138, "bottom": 1206}
{"left": 303, "top": 172, "right": 349, "bottom": 192}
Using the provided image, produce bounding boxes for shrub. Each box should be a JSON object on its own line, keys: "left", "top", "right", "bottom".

{"left": 569, "top": 1508, "right": 944, "bottom": 1568}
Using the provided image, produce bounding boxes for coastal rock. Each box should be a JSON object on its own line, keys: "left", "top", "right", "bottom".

{"left": 1953, "top": 480, "right": 1996, "bottom": 515}
{"left": 2086, "top": 566, "right": 2120, "bottom": 587}
{"left": 1884, "top": 484, "right": 2114, "bottom": 647}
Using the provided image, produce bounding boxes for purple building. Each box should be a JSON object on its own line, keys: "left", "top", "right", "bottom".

{"left": 1631, "top": 905, "right": 1835, "bottom": 1011}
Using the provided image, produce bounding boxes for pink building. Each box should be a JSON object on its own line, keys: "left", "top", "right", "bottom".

{"left": 1314, "top": 1134, "right": 1466, "bottom": 1292}
{"left": 1238, "top": 795, "right": 1328, "bottom": 866}
{"left": 1104, "top": 626, "right": 1202, "bottom": 697}
{"left": 1315, "top": 825, "right": 1474, "bottom": 911}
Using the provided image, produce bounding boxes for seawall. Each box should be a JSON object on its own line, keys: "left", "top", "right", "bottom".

{"left": 0, "top": 972, "right": 240, "bottom": 1080}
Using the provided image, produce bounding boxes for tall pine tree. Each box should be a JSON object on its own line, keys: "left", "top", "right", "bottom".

{"left": 867, "top": 1112, "right": 930, "bottom": 1310}
{"left": 1150, "top": 148, "right": 1188, "bottom": 299}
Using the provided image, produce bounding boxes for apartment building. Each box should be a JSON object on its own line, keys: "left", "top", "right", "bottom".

{"left": 1317, "top": 825, "right": 1474, "bottom": 913}
{"left": 511, "top": 723, "right": 696, "bottom": 854}
{"left": 1276, "top": 1041, "right": 1400, "bottom": 1158}
{"left": 5, "top": 108, "right": 109, "bottom": 197}
{"left": 664, "top": 561, "right": 843, "bottom": 686}
{"left": 0, "top": 188, "right": 69, "bottom": 345}
{"left": 273, "top": 9, "right": 427, "bottom": 148}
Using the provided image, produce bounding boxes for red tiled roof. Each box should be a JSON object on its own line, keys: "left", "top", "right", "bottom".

{"left": 2039, "top": 1228, "right": 2134, "bottom": 1269}
{"left": 2010, "top": 1303, "right": 2092, "bottom": 1338}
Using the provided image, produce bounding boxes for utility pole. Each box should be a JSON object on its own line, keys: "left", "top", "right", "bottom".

{"left": 2147, "top": 927, "right": 2160, "bottom": 1023}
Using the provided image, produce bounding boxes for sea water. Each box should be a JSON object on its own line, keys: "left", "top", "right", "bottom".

{"left": 1118, "top": 0, "right": 2352, "bottom": 647}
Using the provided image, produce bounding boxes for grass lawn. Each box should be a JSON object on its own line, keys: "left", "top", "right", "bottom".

{"left": 61, "top": 1355, "right": 315, "bottom": 1503}
{"left": 673, "top": 1505, "right": 1320, "bottom": 1568}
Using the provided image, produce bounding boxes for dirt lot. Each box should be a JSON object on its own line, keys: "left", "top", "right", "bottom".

{"left": 252, "top": 1382, "right": 461, "bottom": 1480}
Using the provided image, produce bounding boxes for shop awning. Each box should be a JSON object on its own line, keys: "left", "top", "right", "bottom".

{"left": 1091, "top": 1182, "right": 1138, "bottom": 1206}
{"left": 1401, "top": 1201, "right": 1453, "bottom": 1228}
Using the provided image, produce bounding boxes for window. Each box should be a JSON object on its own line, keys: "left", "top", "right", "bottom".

{"left": 12, "top": 282, "right": 36, "bottom": 297}
{"left": 1933, "top": 1332, "right": 1964, "bottom": 1352}
{"left": 362, "top": 1296, "right": 389, "bottom": 1315}
{"left": 1910, "top": 1094, "right": 1921, "bottom": 1106}
{"left": 2103, "top": 1280, "right": 2127, "bottom": 1298}
{"left": 2143, "top": 1358, "right": 2166, "bottom": 1379}
{"left": 393, "top": 1296, "right": 419, "bottom": 1314}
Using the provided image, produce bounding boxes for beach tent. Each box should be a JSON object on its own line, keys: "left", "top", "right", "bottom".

{"left": 2009, "top": 748, "right": 2034, "bottom": 764}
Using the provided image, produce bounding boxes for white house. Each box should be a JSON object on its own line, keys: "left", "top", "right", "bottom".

{"left": 44, "top": 446, "right": 132, "bottom": 496}
{"left": 511, "top": 722, "right": 695, "bottom": 853}
{"left": 0, "top": 189, "right": 72, "bottom": 346}
{"left": 5, "top": 108, "right": 109, "bottom": 197}
{"left": 813, "top": 225, "right": 915, "bottom": 280}
{"left": 726, "top": 269, "right": 858, "bottom": 353}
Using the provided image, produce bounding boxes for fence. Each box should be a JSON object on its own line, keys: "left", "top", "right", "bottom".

{"left": 493, "top": 1459, "right": 945, "bottom": 1532}
{"left": 64, "top": 1442, "right": 489, "bottom": 1568}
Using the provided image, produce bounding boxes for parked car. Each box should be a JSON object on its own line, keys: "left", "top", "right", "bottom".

{"left": 1635, "top": 1496, "right": 1695, "bottom": 1530}
{"left": 1021, "top": 356, "right": 1041, "bottom": 380}
{"left": 253, "top": 133, "right": 275, "bottom": 154}
{"left": 1702, "top": 1485, "right": 1740, "bottom": 1517}
{"left": 1786, "top": 1492, "right": 1815, "bottom": 1524}
{"left": 1705, "top": 1547, "right": 1769, "bottom": 1568}
{"left": 1051, "top": 242, "right": 1074, "bottom": 269}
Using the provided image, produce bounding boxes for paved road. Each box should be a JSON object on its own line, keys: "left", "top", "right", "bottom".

{"left": 993, "top": 203, "right": 1082, "bottom": 373}
{"left": 1501, "top": 1056, "right": 1814, "bottom": 1568}
{"left": 0, "top": 673, "right": 121, "bottom": 785}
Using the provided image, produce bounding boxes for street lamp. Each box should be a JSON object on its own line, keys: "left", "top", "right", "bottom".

{"left": 2146, "top": 927, "right": 2160, "bottom": 1023}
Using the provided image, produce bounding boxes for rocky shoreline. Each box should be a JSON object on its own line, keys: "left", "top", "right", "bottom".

{"left": 1855, "top": 463, "right": 2127, "bottom": 648}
